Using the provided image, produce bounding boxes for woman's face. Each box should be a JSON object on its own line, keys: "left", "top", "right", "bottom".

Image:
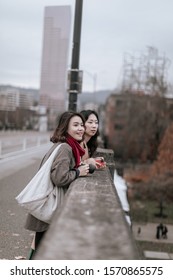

{"left": 85, "top": 113, "right": 99, "bottom": 138}
{"left": 67, "top": 116, "right": 85, "bottom": 141}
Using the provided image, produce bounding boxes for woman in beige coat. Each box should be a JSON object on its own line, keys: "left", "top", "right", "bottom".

{"left": 25, "top": 111, "right": 89, "bottom": 258}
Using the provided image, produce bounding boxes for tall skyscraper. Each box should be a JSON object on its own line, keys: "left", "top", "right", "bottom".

{"left": 39, "top": 6, "right": 71, "bottom": 129}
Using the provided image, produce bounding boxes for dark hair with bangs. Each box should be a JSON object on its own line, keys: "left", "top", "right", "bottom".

{"left": 50, "top": 111, "right": 85, "bottom": 143}
{"left": 80, "top": 110, "right": 99, "bottom": 156}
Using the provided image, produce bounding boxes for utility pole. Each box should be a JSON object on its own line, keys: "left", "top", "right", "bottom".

{"left": 68, "top": 0, "right": 83, "bottom": 111}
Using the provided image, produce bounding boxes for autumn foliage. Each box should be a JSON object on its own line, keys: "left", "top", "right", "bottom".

{"left": 125, "top": 121, "right": 173, "bottom": 193}
{"left": 150, "top": 123, "right": 173, "bottom": 177}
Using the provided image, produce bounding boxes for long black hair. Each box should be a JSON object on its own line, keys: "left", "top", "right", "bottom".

{"left": 80, "top": 110, "right": 99, "bottom": 156}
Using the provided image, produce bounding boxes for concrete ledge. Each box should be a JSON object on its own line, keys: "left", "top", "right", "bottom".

{"left": 144, "top": 250, "right": 171, "bottom": 259}
{"left": 35, "top": 164, "right": 139, "bottom": 259}
{"left": 96, "top": 147, "right": 115, "bottom": 178}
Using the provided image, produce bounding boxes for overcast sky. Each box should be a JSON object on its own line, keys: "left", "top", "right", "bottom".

{"left": 0, "top": 0, "right": 173, "bottom": 92}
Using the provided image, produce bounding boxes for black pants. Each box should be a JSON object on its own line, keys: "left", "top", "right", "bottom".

{"left": 29, "top": 231, "right": 46, "bottom": 260}
{"left": 35, "top": 231, "right": 46, "bottom": 249}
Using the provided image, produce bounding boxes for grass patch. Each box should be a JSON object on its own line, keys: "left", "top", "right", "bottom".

{"left": 129, "top": 199, "right": 173, "bottom": 259}
{"left": 129, "top": 200, "right": 173, "bottom": 224}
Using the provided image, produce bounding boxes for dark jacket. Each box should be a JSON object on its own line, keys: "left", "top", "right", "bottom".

{"left": 25, "top": 142, "right": 77, "bottom": 232}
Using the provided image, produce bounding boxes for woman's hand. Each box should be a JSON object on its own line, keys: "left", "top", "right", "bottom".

{"left": 95, "top": 157, "right": 106, "bottom": 169}
{"left": 78, "top": 164, "right": 89, "bottom": 176}
{"left": 82, "top": 157, "right": 106, "bottom": 169}
{"left": 83, "top": 158, "right": 96, "bottom": 166}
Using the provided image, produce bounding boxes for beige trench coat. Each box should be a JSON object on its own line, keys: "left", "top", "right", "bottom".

{"left": 25, "top": 142, "right": 77, "bottom": 232}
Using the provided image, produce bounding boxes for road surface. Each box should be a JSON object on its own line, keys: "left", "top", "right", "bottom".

{"left": 0, "top": 133, "right": 51, "bottom": 259}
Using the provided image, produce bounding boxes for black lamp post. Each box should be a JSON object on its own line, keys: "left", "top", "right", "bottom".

{"left": 68, "top": 0, "right": 83, "bottom": 111}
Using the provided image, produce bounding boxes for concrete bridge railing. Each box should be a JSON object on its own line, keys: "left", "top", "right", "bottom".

{"left": 35, "top": 148, "right": 140, "bottom": 260}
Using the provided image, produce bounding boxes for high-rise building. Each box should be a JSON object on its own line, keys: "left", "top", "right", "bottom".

{"left": 39, "top": 6, "right": 71, "bottom": 128}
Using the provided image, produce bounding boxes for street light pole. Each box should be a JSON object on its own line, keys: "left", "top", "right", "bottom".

{"left": 68, "top": 0, "right": 83, "bottom": 111}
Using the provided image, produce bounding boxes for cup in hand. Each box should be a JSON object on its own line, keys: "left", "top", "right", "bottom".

{"left": 95, "top": 157, "right": 106, "bottom": 169}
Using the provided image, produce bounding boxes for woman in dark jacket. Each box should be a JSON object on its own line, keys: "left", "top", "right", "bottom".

{"left": 80, "top": 110, "right": 106, "bottom": 169}
{"left": 25, "top": 111, "right": 90, "bottom": 258}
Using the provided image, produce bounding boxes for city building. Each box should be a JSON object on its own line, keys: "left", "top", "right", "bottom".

{"left": 0, "top": 87, "right": 33, "bottom": 111}
{"left": 39, "top": 6, "right": 71, "bottom": 129}
{"left": 0, "top": 86, "right": 37, "bottom": 129}
{"left": 103, "top": 93, "right": 173, "bottom": 161}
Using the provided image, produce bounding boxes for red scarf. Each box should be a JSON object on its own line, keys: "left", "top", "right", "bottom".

{"left": 66, "top": 135, "right": 85, "bottom": 168}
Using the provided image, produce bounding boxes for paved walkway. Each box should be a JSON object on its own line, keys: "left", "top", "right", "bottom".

{"left": 132, "top": 222, "right": 173, "bottom": 259}
{"left": 132, "top": 222, "right": 173, "bottom": 242}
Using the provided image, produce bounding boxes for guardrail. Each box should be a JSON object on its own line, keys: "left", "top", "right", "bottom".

{"left": 35, "top": 148, "right": 140, "bottom": 260}
{"left": 0, "top": 134, "right": 50, "bottom": 158}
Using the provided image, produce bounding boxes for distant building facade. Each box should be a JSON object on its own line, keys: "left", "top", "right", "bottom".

{"left": 0, "top": 86, "right": 38, "bottom": 129}
{"left": 39, "top": 6, "right": 71, "bottom": 129}
{"left": 0, "top": 87, "right": 33, "bottom": 111}
{"left": 103, "top": 93, "right": 173, "bottom": 161}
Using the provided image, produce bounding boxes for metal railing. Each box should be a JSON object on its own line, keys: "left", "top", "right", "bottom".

{"left": 0, "top": 132, "right": 50, "bottom": 158}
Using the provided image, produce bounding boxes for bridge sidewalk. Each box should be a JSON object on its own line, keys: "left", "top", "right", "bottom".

{"left": 132, "top": 222, "right": 173, "bottom": 259}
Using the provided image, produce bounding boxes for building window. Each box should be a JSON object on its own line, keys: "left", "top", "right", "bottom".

{"left": 114, "top": 123, "right": 123, "bottom": 130}
{"left": 116, "top": 99, "right": 125, "bottom": 107}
